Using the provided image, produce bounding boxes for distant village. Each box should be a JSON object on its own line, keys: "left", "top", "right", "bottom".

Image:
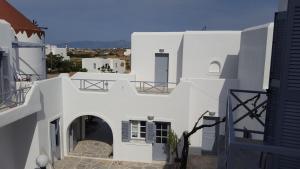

{"left": 45, "top": 45, "right": 131, "bottom": 77}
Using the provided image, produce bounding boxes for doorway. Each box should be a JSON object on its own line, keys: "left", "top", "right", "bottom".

{"left": 50, "top": 118, "right": 61, "bottom": 162}
{"left": 68, "top": 115, "right": 113, "bottom": 158}
{"left": 155, "top": 53, "right": 169, "bottom": 86}
{"left": 152, "top": 122, "right": 170, "bottom": 161}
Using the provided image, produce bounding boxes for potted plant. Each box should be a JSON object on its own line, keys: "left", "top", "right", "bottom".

{"left": 167, "top": 129, "right": 180, "bottom": 163}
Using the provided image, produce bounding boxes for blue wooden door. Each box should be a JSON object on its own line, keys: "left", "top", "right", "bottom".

{"left": 155, "top": 53, "right": 169, "bottom": 85}
{"left": 152, "top": 122, "right": 170, "bottom": 161}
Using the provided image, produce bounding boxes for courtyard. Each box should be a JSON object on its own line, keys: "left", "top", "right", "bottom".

{"left": 53, "top": 155, "right": 218, "bottom": 169}
{"left": 53, "top": 156, "right": 178, "bottom": 169}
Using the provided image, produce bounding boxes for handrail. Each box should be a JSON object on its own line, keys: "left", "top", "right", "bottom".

{"left": 71, "top": 78, "right": 177, "bottom": 94}
{"left": 225, "top": 89, "right": 300, "bottom": 169}
{"left": 16, "top": 73, "right": 42, "bottom": 81}
{"left": 0, "top": 87, "right": 31, "bottom": 111}
{"left": 71, "top": 79, "right": 116, "bottom": 91}
{"left": 131, "top": 81, "right": 177, "bottom": 93}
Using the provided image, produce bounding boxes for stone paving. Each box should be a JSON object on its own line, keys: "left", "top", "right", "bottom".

{"left": 69, "top": 140, "right": 113, "bottom": 158}
{"left": 187, "top": 155, "right": 217, "bottom": 169}
{"left": 53, "top": 156, "right": 179, "bottom": 169}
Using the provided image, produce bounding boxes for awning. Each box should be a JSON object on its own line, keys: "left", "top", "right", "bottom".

{"left": 12, "top": 41, "right": 45, "bottom": 48}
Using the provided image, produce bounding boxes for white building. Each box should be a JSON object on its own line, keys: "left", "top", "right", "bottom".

{"left": 45, "top": 44, "right": 70, "bottom": 61}
{"left": 124, "top": 48, "right": 131, "bottom": 56}
{"left": 0, "top": 0, "right": 46, "bottom": 82}
{"left": 82, "top": 58, "right": 126, "bottom": 73}
{"left": 0, "top": 0, "right": 286, "bottom": 169}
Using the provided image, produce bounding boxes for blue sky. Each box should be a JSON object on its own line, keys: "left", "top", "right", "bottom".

{"left": 8, "top": 0, "right": 278, "bottom": 43}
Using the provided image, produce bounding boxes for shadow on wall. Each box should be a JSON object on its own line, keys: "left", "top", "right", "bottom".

{"left": 84, "top": 116, "right": 113, "bottom": 145}
{"left": 18, "top": 55, "right": 41, "bottom": 77}
{"left": 0, "top": 113, "right": 38, "bottom": 169}
{"left": 37, "top": 91, "right": 46, "bottom": 121}
{"left": 219, "top": 54, "right": 239, "bottom": 79}
{"left": 176, "top": 37, "right": 184, "bottom": 83}
{"left": 216, "top": 54, "right": 240, "bottom": 168}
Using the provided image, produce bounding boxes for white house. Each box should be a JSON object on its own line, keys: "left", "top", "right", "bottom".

{"left": 124, "top": 48, "right": 131, "bottom": 56}
{"left": 82, "top": 58, "right": 126, "bottom": 73}
{"left": 0, "top": 0, "right": 46, "bottom": 81}
{"left": 0, "top": 0, "right": 285, "bottom": 169}
{"left": 45, "top": 44, "right": 70, "bottom": 61}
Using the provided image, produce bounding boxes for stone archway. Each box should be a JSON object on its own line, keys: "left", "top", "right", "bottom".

{"left": 67, "top": 115, "right": 113, "bottom": 158}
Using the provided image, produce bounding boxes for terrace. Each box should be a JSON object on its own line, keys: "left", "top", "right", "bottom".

{"left": 224, "top": 89, "right": 300, "bottom": 169}
{"left": 71, "top": 78, "right": 177, "bottom": 94}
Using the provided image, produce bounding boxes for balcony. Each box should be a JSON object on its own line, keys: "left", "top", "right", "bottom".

{"left": 71, "top": 79, "right": 176, "bottom": 94}
{"left": 224, "top": 89, "right": 300, "bottom": 169}
{"left": 0, "top": 87, "right": 31, "bottom": 112}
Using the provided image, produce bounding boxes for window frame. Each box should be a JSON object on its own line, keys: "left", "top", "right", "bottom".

{"left": 155, "top": 122, "right": 170, "bottom": 144}
{"left": 130, "top": 120, "right": 146, "bottom": 140}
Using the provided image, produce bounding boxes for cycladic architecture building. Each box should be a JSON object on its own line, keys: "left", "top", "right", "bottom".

{"left": 0, "top": 0, "right": 298, "bottom": 169}
{"left": 45, "top": 44, "right": 70, "bottom": 61}
{"left": 82, "top": 58, "right": 126, "bottom": 73}
{"left": 0, "top": 0, "right": 46, "bottom": 85}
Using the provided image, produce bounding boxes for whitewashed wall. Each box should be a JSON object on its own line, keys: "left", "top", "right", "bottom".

{"left": 61, "top": 75, "right": 191, "bottom": 162}
{"left": 46, "top": 45, "right": 70, "bottom": 60}
{"left": 0, "top": 77, "right": 63, "bottom": 169}
{"left": 71, "top": 72, "right": 136, "bottom": 90}
{"left": 237, "top": 23, "right": 274, "bottom": 91}
{"left": 36, "top": 77, "right": 63, "bottom": 164}
{"left": 0, "top": 114, "right": 40, "bottom": 169}
{"left": 187, "top": 78, "right": 238, "bottom": 154}
{"left": 0, "top": 20, "right": 17, "bottom": 93}
{"left": 131, "top": 32, "right": 184, "bottom": 83}
{"left": 182, "top": 31, "right": 241, "bottom": 79}
{"left": 82, "top": 58, "right": 126, "bottom": 73}
{"left": 17, "top": 32, "right": 46, "bottom": 79}
{"left": 235, "top": 23, "right": 274, "bottom": 139}
{"left": 0, "top": 82, "right": 41, "bottom": 169}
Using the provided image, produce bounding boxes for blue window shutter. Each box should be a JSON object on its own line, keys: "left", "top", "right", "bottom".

{"left": 266, "top": 1, "right": 300, "bottom": 168}
{"left": 146, "top": 122, "right": 156, "bottom": 144}
{"left": 121, "top": 121, "right": 130, "bottom": 142}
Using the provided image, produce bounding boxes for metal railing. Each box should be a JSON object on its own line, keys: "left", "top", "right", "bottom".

{"left": 225, "top": 89, "right": 300, "bottom": 169}
{"left": 131, "top": 81, "right": 177, "bottom": 94}
{"left": 71, "top": 79, "right": 177, "bottom": 94}
{"left": 0, "top": 87, "right": 31, "bottom": 111}
{"left": 16, "top": 73, "right": 42, "bottom": 82}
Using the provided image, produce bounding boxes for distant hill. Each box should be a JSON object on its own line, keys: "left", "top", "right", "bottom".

{"left": 56, "top": 40, "right": 130, "bottom": 49}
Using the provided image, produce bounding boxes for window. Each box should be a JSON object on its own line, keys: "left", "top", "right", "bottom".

{"left": 155, "top": 122, "right": 170, "bottom": 144}
{"left": 131, "top": 121, "right": 146, "bottom": 139}
{"left": 209, "top": 61, "right": 221, "bottom": 73}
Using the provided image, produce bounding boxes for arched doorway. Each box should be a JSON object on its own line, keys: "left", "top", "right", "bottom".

{"left": 67, "top": 115, "right": 113, "bottom": 158}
